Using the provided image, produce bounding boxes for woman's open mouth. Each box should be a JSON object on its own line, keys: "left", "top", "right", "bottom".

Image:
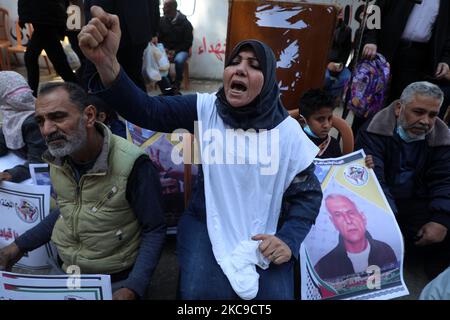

{"left": 230, "top": 80, "right": 248, "bottom": 93}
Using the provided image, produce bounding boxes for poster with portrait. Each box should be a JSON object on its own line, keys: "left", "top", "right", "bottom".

{"left": 0, "top": 272, "right": 112, "bottom": 300}
{"left": 0, "top": 181, "right": 56, "bottom": 271}
{"left": 126, "top": 122, "right": 197, "bottom": 234}
{"left": 300, "top": 150, "right": 409, "bottom": 300}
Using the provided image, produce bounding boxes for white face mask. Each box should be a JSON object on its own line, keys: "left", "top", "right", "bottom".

{"left": 303, "top": 124, "right": 320, "bottom": 138}
{"left": 396, "top": 125, "right": 426, "bottom": 143}
{"left": 299, "top": 114, "right": 320, "bottom": 138}
{"left": 396, "top": 105, "right": 430, "bottom": 143}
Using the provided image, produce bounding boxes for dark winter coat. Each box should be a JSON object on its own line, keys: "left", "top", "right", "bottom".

{"left": 363, "top": 0, "right": 450, "bottom": 72}
{"left": 356, "top": 103, "right": 450, "bottom": 230}
{"left": 158, "top": 11, "right": 193, "bottom": 53}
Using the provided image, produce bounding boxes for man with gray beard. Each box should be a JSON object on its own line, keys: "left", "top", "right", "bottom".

{"left": 356, "top": 81, "right": 450, "bottom": 279}
{"left": 0, "top": 82, "right": 166, "bottom": 300}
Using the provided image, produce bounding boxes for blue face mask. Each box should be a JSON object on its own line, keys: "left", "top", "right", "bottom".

{"left": 397, "top": 126, "right": 426, "bottom": 143}
{"left": 303, "top": 125, "right": 320, "bottom": 138}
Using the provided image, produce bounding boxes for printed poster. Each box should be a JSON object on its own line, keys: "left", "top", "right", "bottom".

{"left": 300, "top": 150, "right": 409, "bottom": 300}
{"left": 0, "top": 181, "right": 55, "bottom": 271}
{"left": 29, "top": 163, "right": 57, "bottom": 200}
{"left": 0, "top": 272, "right": 112, "bottom": 300}
{"left": 29, "top": 164, "right": 51, "bottom": 187}
{"left": 126, "top": 122, "right": 197, "bottom": 233}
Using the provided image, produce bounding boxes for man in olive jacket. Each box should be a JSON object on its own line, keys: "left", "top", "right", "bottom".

{"left": 0, "top": 82, "right": 166, "bottom": 300}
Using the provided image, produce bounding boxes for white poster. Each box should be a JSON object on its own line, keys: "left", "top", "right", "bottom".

{"left": 0, "top": 272, "right": 112, "bottom": 300}
{"left": 0, "top": 181, "right": 54, "bottom": 271}
{"left": 300, "top": 150, "right": 409, "bottom": 300}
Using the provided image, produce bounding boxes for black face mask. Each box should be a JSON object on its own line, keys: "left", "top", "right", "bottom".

{"left": 215, "top": 40, "right": 288, "bottom": 131}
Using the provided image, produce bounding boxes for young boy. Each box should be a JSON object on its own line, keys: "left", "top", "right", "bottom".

{"left": 298, "top": 88, "right": 342, "bottom": 158}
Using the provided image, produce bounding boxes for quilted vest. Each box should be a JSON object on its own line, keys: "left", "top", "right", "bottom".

{"left": 48, "top": 123, "right": 145, "bottom": 274}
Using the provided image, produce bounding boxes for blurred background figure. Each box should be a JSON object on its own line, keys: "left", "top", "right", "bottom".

{"left": 156, "top": 0, "right": 193, "bottom": 94}
{"left": 0, "top": 71, "right": 47, "bottom": 182}
{"left": 324, "top": 6, "right": 352, "bottom": 100}
{"left": 18, "top": 0, "right": 79, "bottom": 96}
{"left": 361, "top": 0, "right": 450, "bottom": 106}
{"left": 83, "top": 0, "right": 160, "bottom": 92}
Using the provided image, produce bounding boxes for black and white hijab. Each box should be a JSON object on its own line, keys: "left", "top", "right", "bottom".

{"left": 216, "top": 39, "right": 288, "bottom": 131}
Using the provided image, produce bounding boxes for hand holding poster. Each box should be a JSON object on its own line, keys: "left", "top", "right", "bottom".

{"left": 301, "top": 150, "right": 409, "bottom": 300}
{"left": 0, "top": 181, "right": 55, "bottom": 271}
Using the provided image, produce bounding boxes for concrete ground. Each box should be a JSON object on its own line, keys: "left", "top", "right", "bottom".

{"left": 9, "top": 66, "right": 430, "bottom": 300}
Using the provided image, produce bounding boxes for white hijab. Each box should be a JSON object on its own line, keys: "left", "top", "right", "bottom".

{"left": 0, "top": 71, "right": 36, "bottom": 150}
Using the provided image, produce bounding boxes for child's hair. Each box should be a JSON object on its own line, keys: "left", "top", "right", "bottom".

{"left": 299, "top": 88, "right": 336, "bottom": 119}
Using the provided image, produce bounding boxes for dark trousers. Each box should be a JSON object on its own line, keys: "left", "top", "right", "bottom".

{"left": 25, "top": 24, "right": 78, "bottom": 96}
{"left": 386, "top": 41, "right": 430, "bottom": 105}
{"left": 176, "top": 213, "right": 295, "bottom": 300}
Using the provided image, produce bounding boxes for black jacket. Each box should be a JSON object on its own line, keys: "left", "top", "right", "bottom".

{"left": 85, "top": 0, "right": 160, "bottom": 46}
{"left": 304, "top": 131, "right": 342, "bottom": 159}
{"left": 363, "top": 0, "right": 450, "bottom": 72}
{"left": 158, "top": 11, "right": 193, "bottom": 53}
{"left": 356, "top": 103, "right": 450, "bottom": 230}
{"left": 18, "top": 0, "right": 69, "bottom": 27}
{"left": 314, "top": 232, "right": 398, "bottom": 281}
{"left": 0, "top": 115, "right": 47, "bottom": 183}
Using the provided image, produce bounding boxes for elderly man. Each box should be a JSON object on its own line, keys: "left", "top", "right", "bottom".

{"left": 315, "top": 194, "right": 397, "bottom": 281}
{"left": 356, "top": 81, "right": 450, "bottom": 278}
{"left": 361, "top": 0, "right": 450, "bottom": 104}
{"left": 0, "top": 82, "right": 166, "bottom": 300}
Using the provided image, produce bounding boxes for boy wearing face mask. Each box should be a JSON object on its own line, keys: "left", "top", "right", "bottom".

{"left": 298, "top": 89, "right": 342, "bottom": 159}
